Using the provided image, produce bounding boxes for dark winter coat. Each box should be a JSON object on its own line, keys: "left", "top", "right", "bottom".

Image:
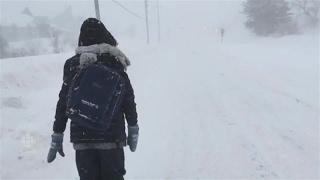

{"left": 53, "top": 44, "right": 138, "bottom": 143}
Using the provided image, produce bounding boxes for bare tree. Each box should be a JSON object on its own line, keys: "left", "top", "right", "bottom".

{"left": 292, "top": 0, "right": 320, "bottom": 27}
{"left": 51, "top": 29, "right": 61, "bottom": 53}
{"left": 0, "top": 34, "right": 9, "bottom": 58}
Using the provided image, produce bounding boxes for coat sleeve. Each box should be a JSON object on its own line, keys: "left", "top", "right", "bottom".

{"left": 53, "top": 60, "right": 73, "bottom": 133}
{"left": 121, "top": 72, "right": 138, "bottom": 126}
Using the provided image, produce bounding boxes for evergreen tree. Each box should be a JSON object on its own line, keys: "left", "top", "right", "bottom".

{"left": 243, "top": 0, "right": 296, "bottom": 36}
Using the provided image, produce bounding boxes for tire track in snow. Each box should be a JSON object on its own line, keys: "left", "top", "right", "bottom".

{"left": 217, "top": 51, "right": 317, "bottom": 178}
{"left": 204, "top": 50, "right": 281, "bottom": 178}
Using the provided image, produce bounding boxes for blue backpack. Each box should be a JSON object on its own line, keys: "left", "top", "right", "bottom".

{"left": 66, "top": 62, "right": 126, "bottom": 131}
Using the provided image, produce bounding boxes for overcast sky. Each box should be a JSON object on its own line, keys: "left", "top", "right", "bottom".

{"left": 0, "top": 0, "right": 246, "bottom": 42}
{"left": 1, "top": 1, "right": 243, "bottom": 25}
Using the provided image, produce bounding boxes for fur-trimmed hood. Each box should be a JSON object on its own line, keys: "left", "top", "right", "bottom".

{"left": 75, "top": 43, "right": 130, "bottom": 69}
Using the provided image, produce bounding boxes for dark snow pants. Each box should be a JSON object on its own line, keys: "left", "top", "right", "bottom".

{"left": 75, "top": 148, "right": 126, "bottom": 180}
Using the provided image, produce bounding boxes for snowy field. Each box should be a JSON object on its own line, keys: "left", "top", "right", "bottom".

{"left": 0, "top": 32, "right": 319, "bottom": 180}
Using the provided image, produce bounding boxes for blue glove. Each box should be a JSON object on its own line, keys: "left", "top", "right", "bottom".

{"left": 47, "top": 133, "right": 65, "bottom": 163}
{"left": 127, "top": 124, "right": 139, "bottom": 152}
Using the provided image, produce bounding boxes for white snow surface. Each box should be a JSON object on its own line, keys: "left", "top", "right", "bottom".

{"left": 0, "top": 33, "right": 319, "bottom": 179}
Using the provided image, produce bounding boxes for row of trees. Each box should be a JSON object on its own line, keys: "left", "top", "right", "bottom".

{"left": 0, "top": 6, "right": 80, "bottom": 59}
{"left": 243, "top": 0, "right": 320, "bottom": 36}
{"left": 0, "top": 22, "right": 63, "bottom": 58}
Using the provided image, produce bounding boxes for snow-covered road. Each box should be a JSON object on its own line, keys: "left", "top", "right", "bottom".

{"left": 1, "top": 34, "right": 319, "bottom": 179}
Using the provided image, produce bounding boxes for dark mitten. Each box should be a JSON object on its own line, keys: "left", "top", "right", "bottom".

{"left": 127, "top": 124, "right": 139, "bottom": 152}
{"left": 47, "top": 133, "right": 65, "bottom": 163}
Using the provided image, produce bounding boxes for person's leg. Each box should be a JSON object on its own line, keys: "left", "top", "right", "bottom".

{"left": 99, "top": 148, "right": 126, "bottom": 180}
{"left": 76, "top": 149, "right": 101, "bottom": 180}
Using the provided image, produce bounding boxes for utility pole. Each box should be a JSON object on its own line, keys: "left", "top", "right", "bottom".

{"left": 144, "top": 0, "right": 150, "bottom": 44}
{"left": 156, "top": 0, "right": 161, "bottom": 42}
{"left": 94, "top": 0, "right": 101, "bottom": 20}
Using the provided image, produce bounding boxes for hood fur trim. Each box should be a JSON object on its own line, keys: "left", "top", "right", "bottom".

{"left": 75, "top": 43, "right": 130, "bottom": 69}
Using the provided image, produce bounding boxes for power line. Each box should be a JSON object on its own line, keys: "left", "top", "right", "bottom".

{"left": 111, "top": 0, "right": 144, "bottom": 19}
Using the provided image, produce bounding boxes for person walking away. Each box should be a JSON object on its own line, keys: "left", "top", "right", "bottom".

{"left": 47, "top": 18, "right": 139, "bottom": 180}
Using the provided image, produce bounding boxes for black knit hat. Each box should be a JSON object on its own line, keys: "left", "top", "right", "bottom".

{"left": 78, "top": 18, "right": 118, "bottom": 46}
